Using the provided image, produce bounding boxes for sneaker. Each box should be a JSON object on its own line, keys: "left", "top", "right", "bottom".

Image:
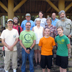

{"left": 13, "top": 69, "right": 16, "bottom": 72}
{"left": 5, "top": 70, "right": 8, "bottom": 72}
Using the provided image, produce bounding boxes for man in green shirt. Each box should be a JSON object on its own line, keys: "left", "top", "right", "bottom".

{"left": 19, "top": 22, "right": 36, "bottom": 72}
{"left": 55, "top": 26, "right": 70, "bottom": 72}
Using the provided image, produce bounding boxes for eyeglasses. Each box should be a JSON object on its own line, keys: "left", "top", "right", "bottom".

{"left": 8, "top": 23, "right": 13, "bottom": 24}
{"left": 26, "top": 25, "right": 31, "bottom": 26}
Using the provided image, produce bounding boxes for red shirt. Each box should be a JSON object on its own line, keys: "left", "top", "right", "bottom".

{"left": 13, "top": 25, "right": 23, "bottom": 41}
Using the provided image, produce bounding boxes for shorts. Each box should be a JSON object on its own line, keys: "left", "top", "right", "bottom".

{"left": 34, "top": 44, "right": 40, "bottom": 50}
{"left": 40, "top": 55, "right": 52, "bottom": 69}
{"left": 56, "top": 55, "right": 68, "bottom": 69}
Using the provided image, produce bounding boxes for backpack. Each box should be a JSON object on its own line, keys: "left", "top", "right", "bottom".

{"left": 18, "top": 26, "right": 20, "bottom": 35}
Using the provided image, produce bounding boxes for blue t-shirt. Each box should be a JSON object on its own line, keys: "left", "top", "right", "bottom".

{"left": 21, "top": 20, "right": 35, "bottom": 30}
{"left": 51, "top": 18, "right": 59, "bottom": 26}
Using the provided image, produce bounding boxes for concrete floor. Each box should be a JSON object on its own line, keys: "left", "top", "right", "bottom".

{"left": 0, "top": 49, "right": 72, "bottom": 72}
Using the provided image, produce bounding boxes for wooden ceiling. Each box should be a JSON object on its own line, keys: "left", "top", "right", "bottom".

{"left": 0, "top": 0, "right": 72, "bottom": 14}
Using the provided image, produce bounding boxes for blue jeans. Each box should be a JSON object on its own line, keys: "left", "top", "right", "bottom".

{"left": 21, "top": 48, "right": 34, "bottom": 72}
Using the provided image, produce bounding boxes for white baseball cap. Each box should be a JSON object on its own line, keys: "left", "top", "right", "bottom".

{"left": 7, "top": 19, "right": 13, "bottom": 23}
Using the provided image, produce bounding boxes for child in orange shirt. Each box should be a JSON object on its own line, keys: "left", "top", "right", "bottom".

{"left": 39, "top": 27, "right": 55, "bottom": 72}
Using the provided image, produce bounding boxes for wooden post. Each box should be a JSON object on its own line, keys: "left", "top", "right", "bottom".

{"left": 58, "top": 0, "right": 65, "bottom": 11}
{"left": 8, "top": 0, "right": 14, "bottom": 19}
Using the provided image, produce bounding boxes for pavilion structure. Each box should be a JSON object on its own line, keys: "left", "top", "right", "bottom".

{"left": 0, "top": 0, "right": 72, "bottom": 24}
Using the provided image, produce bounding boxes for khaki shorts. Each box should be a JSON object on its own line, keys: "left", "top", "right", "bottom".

{"left": 34, "top": 44, "right": 40, "bottom": 50}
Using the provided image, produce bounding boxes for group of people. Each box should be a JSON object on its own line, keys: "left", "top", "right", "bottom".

{"left": 1, "top": 10, "right": 72, "bottom": 72}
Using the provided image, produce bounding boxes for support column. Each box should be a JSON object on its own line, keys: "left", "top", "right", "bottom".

{"left": 58, "top": 0, "right": 65, "bottom": 11}
{"left": 8, "top": 0, "right": 14, "bottom": 19}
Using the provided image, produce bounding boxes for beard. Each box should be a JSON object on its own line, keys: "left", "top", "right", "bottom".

{"left": 13, "top": 22, "right": 18, "bottom": 25}
{"left": 60, "top": 16, "right": 66, "bottom": 20}
{"left": 26, "top": 27, "right": 30, "bottom": 30}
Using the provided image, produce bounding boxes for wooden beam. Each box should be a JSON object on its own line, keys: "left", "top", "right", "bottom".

{"left": 46, "top": 7, "right": 51, "bottom": 12}
{"left": 58, "top": 0, "right": 65, "bottom": 11}
{"left": 8, "top": 0, "right": 14, "bottom": 19}
{"left": 46, "top": 0, "right": 59, "bottom": 12}
{"left": 30, "top": 0, "right": 31, "bottom": 13}
{"left": 31, "top": 0, "right": 72, "bottom": 1}
{"left": 14, "top": 1, "right": 21, "bottom": 12}
{"left": 0, "top": 1, "right": 8, "bottom": 12}
{"left": 13, "top": 0, "right": 27, "bottom": 12}
{"left": 0, "top": 7, "right": 6, "bottom": 13}
{"left": 24, "top": 3, "right": 26, "bottom": 13}
{"left": 65, "top": 2, "right": 72, "bottom": 12}
{"left": 51, "top": 0, "right": 72, "bottom": 1}
{"left": 2, "top": 0, "right": 8, "bottom": 7}
{"left": 46, "top": 1, "right": 56, "bottom": 13}
{"left": 0, "top": 13, "right": 72, "bottom": 16}
{"left": 35, "top": 1, "right": 37, "bottom": 13}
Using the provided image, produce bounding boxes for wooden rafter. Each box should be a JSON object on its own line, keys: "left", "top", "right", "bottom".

{"left": 30, "top": 0, "right": 31, "bottom": 13}
{"left": 0, "top": 13, "right": 72, "bottom": 16}
{"left": 46, "top": 1, "right": 56, "bottom": 13}
{"left": 2, "top": 0, "right": 8, "bottom": 7}
{"left": 14, "top": 1, "right": 21, "bottom": 13}
{"left": 0, "top": 6, "right": 6, "bottom": 13}
{"left": 13, "top": 0, "right": 27, "bottom": 12}
{"left": 65, "top": 2, "right": 72, "bottom": 12}
{"left": 46, "top": 7, "right": 51, "bottom": 12}
{"left": 46, "top": 0, "right": 59, "bottom": 12}
{"left": 0, "top": 1, "right": 8, "bottom": 12}
{"left": 35, "top": 1, "right": 37, "bottom": 13}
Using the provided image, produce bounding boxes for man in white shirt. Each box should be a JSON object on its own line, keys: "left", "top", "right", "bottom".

{"left": 1, "top": 19, "right": 19, "bottom": 72}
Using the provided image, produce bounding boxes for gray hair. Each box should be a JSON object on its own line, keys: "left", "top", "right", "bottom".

{"left": 13, "top": 17, "right": 18, "bottom": 21}
{"left": 59, "top": 10, "right": 65, "bottom": 15}
{"left": 46, "top": 17, "right": 51, "bottom": 21}
{"left": 35, "top": 18, "right": 41, "bottom": 22}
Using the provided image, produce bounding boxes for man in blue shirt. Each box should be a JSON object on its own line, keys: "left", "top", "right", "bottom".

{"left": 51, "top": 13, "right": 59, "bottom": 26}
{"left": 21, "top": 13, "right": 35, "bottom": 30}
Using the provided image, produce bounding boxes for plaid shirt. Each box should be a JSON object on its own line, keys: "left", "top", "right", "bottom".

{"left": 45, "top": 25, "right": 57, "bottom": 38}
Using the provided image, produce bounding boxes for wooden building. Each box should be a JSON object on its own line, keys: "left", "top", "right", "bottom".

{"left": 0, "top": 0, "right": 72, "bottom": 23}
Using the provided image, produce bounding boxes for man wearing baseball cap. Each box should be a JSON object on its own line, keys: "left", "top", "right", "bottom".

{"left": 21, "top": 13, "right": 35, "bottom": 30}
{"left": 1, "top": 19, "right": 19, "bottom": 72}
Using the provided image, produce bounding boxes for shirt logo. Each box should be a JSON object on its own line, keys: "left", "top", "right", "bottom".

{"left": 61, "top": 39, "right": 65, "bottom": 42}
{"left": 13, "top": 35, "right": 16, "bottom": 38}
{"left": 24, "top": 34, "right": 32, "bottom": 43}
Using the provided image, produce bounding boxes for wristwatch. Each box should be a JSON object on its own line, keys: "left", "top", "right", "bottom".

{"left": 30, "top": 47, "right": 32, "bottom": 51}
